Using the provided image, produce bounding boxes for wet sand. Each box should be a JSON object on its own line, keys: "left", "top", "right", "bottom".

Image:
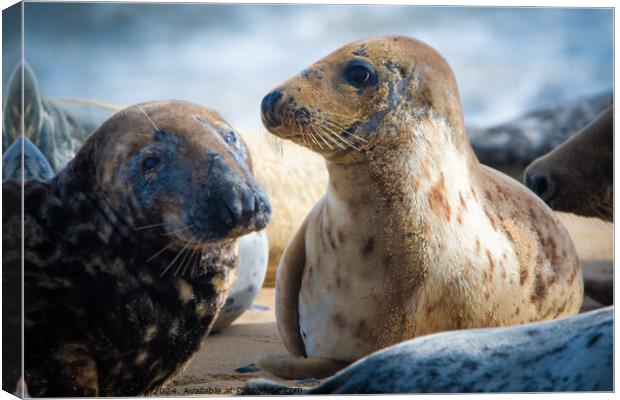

{"left": 170, "top": 213, "right": 613, "bottom": 394}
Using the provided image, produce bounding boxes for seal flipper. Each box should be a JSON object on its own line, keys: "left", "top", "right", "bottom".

{"left": 256, "top": 354, "right": 348, "bottom": 380}
{"left": 2, "top": 62, "right": 44, "bottom": 152}
{"left": 274, "top": 212, "right": 311, "bottom": 357}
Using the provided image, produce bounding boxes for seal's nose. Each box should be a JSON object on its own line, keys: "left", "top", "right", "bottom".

{"left": 220, "top": 186, "right": 271, "bottom": 231}
{"left": 261, "top": 90, "right": 283, "bottom": 128}
{"left": 525, "top": 168, "right": 556, "bottom": 203}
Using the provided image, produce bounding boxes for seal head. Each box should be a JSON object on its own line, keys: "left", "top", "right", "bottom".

{"left": 58, "top": 100, "right": 271, "bottom": 246}
{"left": 261, "top": 35, "right": 469, "bottom": 164}
{"left": 524, "top": 106, "right": 613, "bottom": 221}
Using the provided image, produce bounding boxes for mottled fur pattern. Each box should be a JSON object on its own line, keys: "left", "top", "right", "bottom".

{"left": 259, "top": 36, "right": 582, "bottom": 379}
{"left": 2, "top": 101, "right": 270, "bottom": 396}
{"left": 246, "top": 306, "right": 613, "bottom": 393}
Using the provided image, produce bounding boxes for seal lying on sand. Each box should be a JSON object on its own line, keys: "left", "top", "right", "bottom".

{"left": 258, "top": 35, "right": 583, "bottom": 379}
{"left": 2, "top": 137, "right": 55, "bottom": 181}
{"left": 2, "top": 101, "right": 271, "bottom": 396}
{"left": 246, "top": 306, "right": 612, "bottom": 393}
{"left": 525, "top": 106, "right": 613, "bottom": 307}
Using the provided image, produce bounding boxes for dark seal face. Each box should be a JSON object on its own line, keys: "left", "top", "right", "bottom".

{"left": 86, "top": 101, "right": 271, "bottom": 246}
{"left": 524, "top": 106, "right": 613, "bottom": 221}
{"left": 260, "top": 35, "right": 466, "bottom": 163}
{"left": 4, "top": 101, "right": 272, "bottom": 397}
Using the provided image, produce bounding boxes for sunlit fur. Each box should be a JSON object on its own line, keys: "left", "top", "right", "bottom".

{"left": 259, "top": 36, "right": 582, "bottom": 379}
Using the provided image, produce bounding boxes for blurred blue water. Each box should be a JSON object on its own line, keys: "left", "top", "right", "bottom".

{"left": 3, "top": 4, "right": 613, "bottom": 131}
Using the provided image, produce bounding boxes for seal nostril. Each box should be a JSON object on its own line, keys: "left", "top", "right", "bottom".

{"left": 534, "top": 176, "right": 548, "bottom": 198}
{"left": 528, "top": 173, "right": 556, "bottom": 202}
{"left": 261, "top": 91, "right": 283, "bottom": 127}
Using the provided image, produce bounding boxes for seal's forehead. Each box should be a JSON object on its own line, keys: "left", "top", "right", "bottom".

{"left": 321, "top": 35, "right": 447, "bottom": 70}
{"left": 93, "top": 100, "right": 245, "bottom": 161}
{"left": 121, "top": 101, "right": 233, "bottom": 141}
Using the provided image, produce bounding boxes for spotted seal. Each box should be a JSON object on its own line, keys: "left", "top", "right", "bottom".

{"left": 257, "top": 35, "right": 583, "bottom": 379}
{"left": 246, "top": 306, "right": 612, "bottom": 393}
{"left": 2, "top": 100, "right": 271, "bottom": 396}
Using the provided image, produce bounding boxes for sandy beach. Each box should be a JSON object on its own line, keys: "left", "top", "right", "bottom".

{"left": 169, "top": 212, "right": 613, "bottom": 394}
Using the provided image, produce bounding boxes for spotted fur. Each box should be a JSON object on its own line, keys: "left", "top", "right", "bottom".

{"left": 2, "top": 101, "right": 271, "bottom": 396}
{"left": 246, "top": 306, "right": 612, "bottom": 393}
{"left": 258, "top": 36, "right": 582, "bottom": 379}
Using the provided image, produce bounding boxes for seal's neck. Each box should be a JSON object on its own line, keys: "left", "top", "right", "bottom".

{"left": 326, "top": 114, "right": 479, "bottom": 245}
{"left": 52, "top": 157, "right": 134, "bottom": 246}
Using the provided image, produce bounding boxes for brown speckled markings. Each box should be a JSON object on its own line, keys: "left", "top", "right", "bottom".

{"left": 2, "top": 101, "right": 271, "bottom": 396}
{"left": 258, "top": 36, "right": 582, "bottom": 379}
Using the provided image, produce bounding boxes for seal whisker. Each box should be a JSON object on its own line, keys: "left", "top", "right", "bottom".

{"left": 319, "top": 122, "right": 361, "bottom": 151}
{"left": 320, "top": 124, "right": 357, "bottom": 151}
{"left": 302, "top": 123, "right": 323, "bottom": 149}
{"left": 324, "top": 110, "right": 361, "bottom": 122}
{"left": 179, "top": 238, "right": 197, "bottom": 277}
{"left": 261, "top": 124, "right": 284, "bottom": 157}
{"left": 309, "top": 124, "right": 332, "bottom": 150}
{"left": 173, "top": 240, "right": 195, "bottom": 277}
{"left": 303, "top": 123, "right": 323, "bottom": 149}
{"left": 161, "top": 239, "right": 193, "bottom": 278}
{"left": 311, "top": 125, "right": 339, "bottom": 150}
{"left": 315, "top": 125, "right": 347, "bottom": 150}
{"left": 161, "top": 224, "right": 194, "bottom": 237}
{"left": 295, "top": 120, "right": 310, "bottom": 148}
{"left": 133, "top": 222, "right": 166, "bottom": 231}
{"left": 187, "top": 247, "right": 201, "bottom": 278}
{"left": 146, "top": 241, "right": 176, "bottom": 263}
{"left": 191, "top": 234, "right": 207, "bottom": 277}
{"left": 322, "top": 119, "right": 368, "bottom": 143}
{"left": 137, "top": 105, "right": 160, "bottom": 132}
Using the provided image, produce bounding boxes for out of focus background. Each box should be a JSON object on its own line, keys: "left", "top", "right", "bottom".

{"left": 2, "top": 4, "right": 613, "bottom": 133}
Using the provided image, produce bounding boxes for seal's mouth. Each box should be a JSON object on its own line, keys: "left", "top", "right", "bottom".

{"left": 161, "top": 188, "right": 271, "bottom": 246}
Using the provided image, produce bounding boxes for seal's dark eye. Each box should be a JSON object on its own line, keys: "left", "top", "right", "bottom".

{"left": 344, "top": 59, "right": 377, "bottom": 88}
{"left": 348, "top": 66, "right": 370, "bottom": 83}
{"left": 225, "top": 131, "right": 237, "bottom": 145}
{"left": 142, "top": 156, "right": 160, "bottom": 171}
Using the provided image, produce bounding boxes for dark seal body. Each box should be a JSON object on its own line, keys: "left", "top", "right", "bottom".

{"left": 2, "top": 101, "right": 270, "bottom": 396}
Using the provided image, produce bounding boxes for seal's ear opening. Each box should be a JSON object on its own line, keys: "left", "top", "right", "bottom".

{"left": 2, "top": 61, "right": 44, "bottom": 152}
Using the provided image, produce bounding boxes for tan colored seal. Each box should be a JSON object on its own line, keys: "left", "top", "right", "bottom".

{"left": 257, "top": 36, "right": 583, "bottom": 379}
